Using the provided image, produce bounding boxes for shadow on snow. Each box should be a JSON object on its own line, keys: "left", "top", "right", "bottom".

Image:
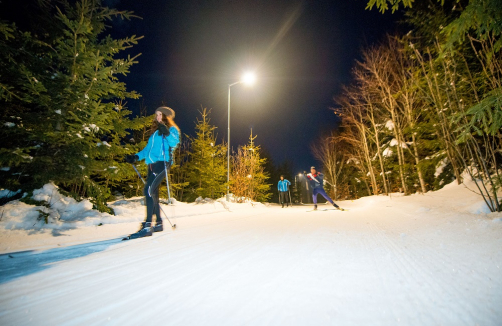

{"left": 0, "top": 238, "right": 121, "bottom": 284}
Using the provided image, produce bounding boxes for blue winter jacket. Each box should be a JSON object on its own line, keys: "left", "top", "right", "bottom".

{"left": 136, "top": 127, "right": 180, "bottom": 164}
{"left": 277, "top": 179, "right": 291, "bottom": 192}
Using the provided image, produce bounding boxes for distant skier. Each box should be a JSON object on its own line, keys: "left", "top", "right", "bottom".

{"left": 277, "top": 175, "right": 291, "bottom": 208}
{"left": 306, "top": 166, "right": 341, "bottom": 211}
{"left": 124, "top": 107, "right": 180, "bottom": 239}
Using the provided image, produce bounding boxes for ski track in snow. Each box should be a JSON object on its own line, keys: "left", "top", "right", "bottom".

{"left": 0, "top": 199, "right": 501, "bottom": 325}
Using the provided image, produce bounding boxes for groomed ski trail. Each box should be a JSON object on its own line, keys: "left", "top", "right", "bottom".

{"left": 0, "top": 202, "right": 501, "bottom": 326}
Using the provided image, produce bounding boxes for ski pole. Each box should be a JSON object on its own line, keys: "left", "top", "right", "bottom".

{"left": 132, "top": 164, "right": 145, "bottom": 184}
{"left": 161, "top": 136, "right": 172, "bottom": 201}
{"left": 161, "top": 135, "right": 176, "bottom": 229}
{"left": 131, "top": 163, "right": 176, "bottom": 229}
{"left": 324, "top": 179, "right": 335, "bottom": 187}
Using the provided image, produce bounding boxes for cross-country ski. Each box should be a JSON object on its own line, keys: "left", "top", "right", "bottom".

{"left": 307, "top": 208, "right": 347, "bottom": 212}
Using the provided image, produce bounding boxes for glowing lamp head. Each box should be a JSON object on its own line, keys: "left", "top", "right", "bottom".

{"left": 241, "top": 72, "right": 256, "bottom": 86}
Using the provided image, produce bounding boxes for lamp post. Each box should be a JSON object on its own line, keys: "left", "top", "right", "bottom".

{"left": 210, "top": 142, "right": 215, "bottom": 199}
{"left": 227, "top": 72, "right": 256, "bottom": 201}
{"left": 296, "top": 173, "right": 303, "bottom": 204}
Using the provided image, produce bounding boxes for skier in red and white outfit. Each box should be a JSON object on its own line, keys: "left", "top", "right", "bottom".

{"left": 306, "top": 166, "right": 342, "bottom": 211}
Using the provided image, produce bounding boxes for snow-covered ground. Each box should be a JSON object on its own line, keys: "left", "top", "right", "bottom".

{"left": 0, "top": 179, "right": 501, "bottom": 325}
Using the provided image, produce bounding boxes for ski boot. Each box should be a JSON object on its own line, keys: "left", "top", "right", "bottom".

{"left": 153, "top": 222, "right": 163, "bottom": 232}
{"left": 313, "top": 204, "right": 317, "bottom": 211}
{"left": 122, "top": 222, "right": 153, "bottom": 240}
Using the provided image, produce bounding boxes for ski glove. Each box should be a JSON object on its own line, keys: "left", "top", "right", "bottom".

{"left": 125, "top": 154, "right": 139, "bottom": 164}
{"left": 157, "top": 124, "right": 170, "bottom": 136}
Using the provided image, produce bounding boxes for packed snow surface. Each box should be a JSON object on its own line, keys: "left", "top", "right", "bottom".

{"left": 0, "top": 179, "right": 501, "bottom": 325}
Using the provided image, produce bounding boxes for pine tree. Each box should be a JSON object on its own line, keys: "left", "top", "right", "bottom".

{"left": 185, "top": 108, "right": 227, "bottom": 201}
{"left": 0, "top": 0, "right": 149, "bottom": 211}
{"left": 230, "top": 130, "right": 271, "bottom": 202}
{"left": 169, "top": 137, "right": 191, "bottom": 201}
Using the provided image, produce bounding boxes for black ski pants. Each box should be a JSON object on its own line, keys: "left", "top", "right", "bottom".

{"left": 279, "top": 191, "right": 289, "bottom": 205}
{"left": 143, "top": 161, "right": 170, "bottom": 224}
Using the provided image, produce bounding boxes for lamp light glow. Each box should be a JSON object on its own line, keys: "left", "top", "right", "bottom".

{"left": 241, "top": 72, "right": 256, "bottom": 86}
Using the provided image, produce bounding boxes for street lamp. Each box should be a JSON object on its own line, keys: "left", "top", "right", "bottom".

{"left": 227, "top": 71, "right": 256, "bottom": 201}
{"left": 295, "top": 173, "right": 303, "bottom": 204}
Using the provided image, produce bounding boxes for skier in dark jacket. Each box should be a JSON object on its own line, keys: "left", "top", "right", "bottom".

{"left": 277, "top": 175, "right": 291, "bottom": 208}
{"left": 306, "top": 166, "right": 341, "bottom": 211}
{"left": 124, "top": 106, "right": 180, "bottom": 239}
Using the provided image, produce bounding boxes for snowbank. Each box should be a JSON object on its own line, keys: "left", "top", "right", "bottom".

{"left": 1, "top": 183, "right": 115, "bottom": 231}
{"left": 0, "top": 183, "right": 262, "bottom": 252}
{"left": 0, "top": 176, "right": 499, "bottom": 254}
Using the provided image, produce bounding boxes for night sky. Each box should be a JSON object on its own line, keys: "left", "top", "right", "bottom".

{"left": 19, "top": 0, "right": 403, "bottom": 173}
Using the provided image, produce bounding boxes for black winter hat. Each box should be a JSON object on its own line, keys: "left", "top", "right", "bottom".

{"left": 156, "top": 106, "right": 175, "bottom": 118}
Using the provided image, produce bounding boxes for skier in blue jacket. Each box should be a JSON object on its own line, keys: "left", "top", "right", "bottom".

{"left": 277, "top": 175, "right": 291, "bottom": 208}
{"left": 306, "top": 166, "right": 341, "bottom": 211}
{"left": 124, "top": 106, "right": 180, "bottom": 239}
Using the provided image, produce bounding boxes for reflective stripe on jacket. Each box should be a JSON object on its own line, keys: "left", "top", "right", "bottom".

{"left": 307, "top": 172, "right": 324, "bottom": 189}
{"left": 277, "top": 179, "right": 291, "bottom": 192}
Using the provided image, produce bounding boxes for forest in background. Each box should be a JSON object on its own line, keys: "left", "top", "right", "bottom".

{"left": 0, "top": 0, "right": 274, "bottom": 213}
{"left": 1, "top": 0, "right": 500, "bottom": 212}
{"left": 315, "top": 0, "right": 501, "bottom": 212}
